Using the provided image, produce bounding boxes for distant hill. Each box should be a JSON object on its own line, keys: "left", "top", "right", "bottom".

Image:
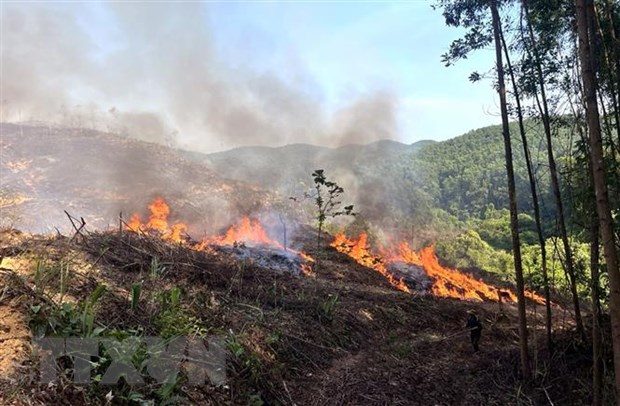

{"left": 192, "top": 121, "right": 567, "bottom": 244}
{"left": 185, "top": 139, "right": 433, "bottom": 193}
{"left": 183, "top": 139, "right": 440, "bottom": 241}
{"left": 0, "top": 123, "right": 270, "bottom": 234}
{"left": 1, "top": 120, "right": 568, "bottom": 245}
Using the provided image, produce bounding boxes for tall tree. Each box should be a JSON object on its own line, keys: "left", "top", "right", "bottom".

{"left": 590, "top": 170, "right": 603, "bottom": 406}
{"left": 521, "top": 0, "right": 584, "bottom": 338}
{"left": 575, "top": 0, "right": 620, "bottom": 400}
{"left": 501, "top": 21, "right": 552, "bottom": 350}
{"left": 436, "top": 0, "right": 531, "bottom": 380}
{"left": 490, "top": 0, "right": 531, "bottom": 380}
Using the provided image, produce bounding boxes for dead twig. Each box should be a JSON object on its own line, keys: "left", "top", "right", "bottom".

{"left": 64, "top": 210, "right": 87, "bottom": 244}
{"left": 542, "top": 386, "right": 555, "bottom": 406}
{"left": 282, "top": 380, "right": 296, "bottom": 406}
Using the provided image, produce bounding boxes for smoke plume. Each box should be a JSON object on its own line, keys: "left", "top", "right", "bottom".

{"left": 1, "top": 2, "right": 402, "bottom": 152}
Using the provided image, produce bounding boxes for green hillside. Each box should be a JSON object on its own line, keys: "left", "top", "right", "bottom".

{"left": 198, "top": 120, "right": 577, "bottom": 246}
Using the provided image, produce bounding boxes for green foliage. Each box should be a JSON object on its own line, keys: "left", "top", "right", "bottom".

{"left": 24, "top": 253, "right": 203, "bottom": 403}
{"left": 311, "top": 169, "right": 355, "bottom": 250}
{"left": 33, "top": 259, "right": 73, "bottom": 302}
{"left": 155, "top": 287, "right": 207, "bottom": 339}
{"left": 227, "top": 334, "right": 263, "bottom": 386}
{"left": 30, "top": 283, "right": 107, "bottom": 338}
{"left": 435, "top": 230, "right": 514, "bottom": 282}
{"left": 149, "top": 257, "right": 167, "bottom": 279}
{"left": 318, "top": 293, "right": 339, "bottom": 324}
{"left": 470, "top": 207, "right": 538, "bottom": 250}
{"left": 521, "top": 237, "right": 593, "bottom": 299}
{"left": 436, "top": 226, "right": 596, "bottom": 302}
{"left": 131, "top": 283, "right": 142, "bottom": 311}
{"left": 433, "top": 0, "right": 493, "bottom": 67}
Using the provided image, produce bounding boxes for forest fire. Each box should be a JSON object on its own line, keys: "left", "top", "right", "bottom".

{"left": 416, "top": 246, "right": 515, "bottom": 302}
{"left": 125, "top": 198, "right": 314, "bottom": 275}
{"left": 204, "top": 216, "right": 315, "bottom": 271}
{"left": 125, "top": 197, "right": 188, "bottom": 243}
{"left": 125, "top": 199, "right": 543, "bottom": 302}
{"left": 332, "top": 232, "right": 546, "bottom": 304}
{"left": 330, "top": 233, "right": 410, "bottom": 293}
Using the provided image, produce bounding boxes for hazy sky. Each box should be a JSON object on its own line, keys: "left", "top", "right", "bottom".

{"left": 1, "top": 1, "right": 499, "bottom": 151}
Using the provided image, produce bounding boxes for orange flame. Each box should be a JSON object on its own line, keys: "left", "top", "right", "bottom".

{"left": 126, "top": 199, "right": 314, "bottom": 275}
{"left": 330, "top": 233, "right": 410, "bottom": 293}
{"left": 417, "top": 246, "right": 514, "bottom": 302}
{"left": 125, "top": 197, "right": 188, "bottom": 243}
{"left": 209, "top": 217, "right": 278, "bottom": 247}
{"left": 205, "top": 216, "right": 315, "bottom": 275}
{"left": 332, "top": 233, "right": 546, "bottom": 304}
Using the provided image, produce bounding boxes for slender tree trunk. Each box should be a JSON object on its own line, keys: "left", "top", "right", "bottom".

{"left": 592, "top": 0, "right": 620, "bottom": 158}
{"left": 576, "top": 0, "right": 620, "bottom": 401}
{"left": 591, "top": 197, "right": 603, "bottom": 406}
{"left": 579, "top": 113, "right": 604, "bottom": 406}
{"left": 522, "top": 0, "right": 584, "bottom": 338}
{"left": 603, "top": 0, "right": 620, "bottom": 146}
{"left": 501, "top": 27, "right": 553, "bottom": 350}
{"left": 491, "top": 0, "right": 531, "bottom": 380}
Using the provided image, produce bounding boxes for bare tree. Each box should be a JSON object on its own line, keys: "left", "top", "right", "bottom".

{"left": 575, "top": 0, "right": 620, "bottom": 400}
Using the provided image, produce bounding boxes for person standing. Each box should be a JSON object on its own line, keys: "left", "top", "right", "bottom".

{"left": 466, "top": 311, "right": 483, "bottom": 352}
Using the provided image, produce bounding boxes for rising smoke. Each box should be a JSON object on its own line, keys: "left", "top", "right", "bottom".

{"left": 1, "top": 2, "right": 401, "bottom": 152}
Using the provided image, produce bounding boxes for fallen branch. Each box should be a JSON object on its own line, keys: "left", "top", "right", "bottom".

{"left": 64, "top": 210, "right": 87, "bottom": 243}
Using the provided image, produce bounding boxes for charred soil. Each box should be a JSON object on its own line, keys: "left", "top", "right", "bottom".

{"left": 0, "top": 228, "right": 608, "bottom": 405}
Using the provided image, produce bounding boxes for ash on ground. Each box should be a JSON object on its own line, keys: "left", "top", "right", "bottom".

{"left": 387, "top": 262, "right": 432, "bottom": 293}
{"left": 213, "top": 243, "right": 309, "bottom": 276}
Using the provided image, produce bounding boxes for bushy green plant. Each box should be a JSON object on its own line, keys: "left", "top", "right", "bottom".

{"left": 30, "top": 283, "right": 107, "bottom": 338}
{"left": 311, "top": 169, "right": 355, "bottom": 251}
{"left": 155, "top": 287, "right": 207, "bottom": 339}
{"left": 435, "top": 230, "right": 514, "bottom": 282}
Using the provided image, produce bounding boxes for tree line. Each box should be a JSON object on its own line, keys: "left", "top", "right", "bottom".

{"left": 435, "top": 0, "right": 620, "bottom": 403}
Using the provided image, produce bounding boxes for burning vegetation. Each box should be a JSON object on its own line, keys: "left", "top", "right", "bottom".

{"left": 126, "top": 197, "right": 188, "bottom": 243}
{"left": 125, "top": 198, "right": 543, "bottom": 304}
{"left": 125, "top": 198, "right": 314, "bottom": 276}
{"left": 331, "top": 232, "right": 545, "bottom": 304}
{"left": 0, "top": 199, "right": 564, "bottom": 406}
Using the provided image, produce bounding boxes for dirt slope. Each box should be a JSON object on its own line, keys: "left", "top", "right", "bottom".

{"left": 0, "top": 229, "right": 600, "bottom": 405}
{"left": 0, "top": 123, "right": 270, "bottom": 234}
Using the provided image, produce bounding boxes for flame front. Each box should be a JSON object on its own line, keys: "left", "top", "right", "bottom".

{"left": 126, "top": 197, "right": 188, "bottom": 243}
{"left": 209, "top": 217, "right": 278, "bottom": 247}
{"left": 331, "top": 233, "right": 410, "bottom": 293}
{"left": 417, "top": 246, "right": 515, "bottom": 302}
{"left": 206, "top": 217, "right": 315, "bottom": 275}
{"left": 125, "top": 199, "right": 544, "bottom": 302}
{"left": 126, "top": 199, "right": 314, "bottom": 275}
{"left": 332, "top": 233, "right": 546, "bottom": 303}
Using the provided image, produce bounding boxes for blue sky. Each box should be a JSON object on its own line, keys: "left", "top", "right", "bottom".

{"left": 206, "top": 1, "right": 499, "bottom": 144}
{"left": 3, "top": 1, "right": 500, "bottom": 150}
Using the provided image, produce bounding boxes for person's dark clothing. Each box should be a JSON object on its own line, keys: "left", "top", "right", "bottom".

{"left": 466, "top": 314, "right": 483, "bottom": 352}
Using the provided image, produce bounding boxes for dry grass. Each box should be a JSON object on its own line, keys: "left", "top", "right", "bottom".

{"left": 0, "top": 228, "right": 611, "bottom": 405}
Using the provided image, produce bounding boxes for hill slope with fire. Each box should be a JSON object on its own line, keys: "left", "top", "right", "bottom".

{"left": 0, "top": 123, "right": 270, "bottom": 234}
{"left": 0, "top": 122, "right": 608, "bottom": 404}
{"left": 0, "top": 196, "right": 599, "bottom": 405}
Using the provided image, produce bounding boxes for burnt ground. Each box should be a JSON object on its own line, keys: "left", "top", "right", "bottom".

{"left": 0, "top": 228, "right": 614, "bottom": 405}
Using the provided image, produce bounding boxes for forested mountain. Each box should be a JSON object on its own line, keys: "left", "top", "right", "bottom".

{"left": 198, "top": 119, "right": 575, "bottom": 245}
